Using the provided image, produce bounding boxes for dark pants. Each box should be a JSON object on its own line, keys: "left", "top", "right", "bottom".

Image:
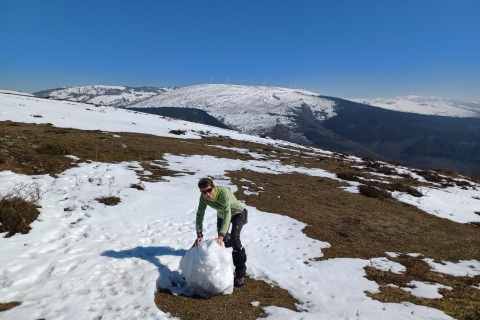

{"left": 217, "top": 209, "right": 248, "bottom": 279}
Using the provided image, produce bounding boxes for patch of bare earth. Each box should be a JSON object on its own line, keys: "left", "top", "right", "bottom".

{"left": 155, "top": 278, "right": 298, "bottom": 320}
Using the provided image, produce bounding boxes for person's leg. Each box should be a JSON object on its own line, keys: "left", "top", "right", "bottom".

{"left": 230, "top": 211, "right": 247, "bottom": 285}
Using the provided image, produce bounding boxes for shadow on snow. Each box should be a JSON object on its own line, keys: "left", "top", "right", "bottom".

{"left": 101, "top": 246, "right": 196, "bottom": 296}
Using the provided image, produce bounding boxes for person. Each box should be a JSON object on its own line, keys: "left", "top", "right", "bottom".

{"left": 193, "top": 178, "right": 248, "bottom": 288}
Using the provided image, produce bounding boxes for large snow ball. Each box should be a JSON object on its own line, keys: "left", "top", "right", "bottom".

{"left": 180, "top": 239, "right": 234, "bottom": 297}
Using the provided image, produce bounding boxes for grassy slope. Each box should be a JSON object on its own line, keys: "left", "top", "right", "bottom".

{"left": 1, "top": 121, "right": 479, "bottom": 319}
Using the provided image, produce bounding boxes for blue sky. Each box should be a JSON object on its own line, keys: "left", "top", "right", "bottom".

{"left": 1, "top": 0, "right": 479, "bottom": 100}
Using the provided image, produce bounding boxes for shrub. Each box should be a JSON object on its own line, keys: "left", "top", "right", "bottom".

{"left": 169, "top": 130, "right": 186, "bottom": 135}
{"left": 358, "top": 185, "right": 392, "bottom": 199}
{"left": 0, "top": 182, "right": 41, "bottom": 237}
{"left": 414, "top": 169, "right": 440, "bottom": 183}
{"left": 376, "top": 166, "right": 396, "bottom": 175}
{"left": 388, "top": 183, "right": 423, "bottom": 197}
{"left": 454, "top": 180, "right": 473, "bottom": 188}
{"left": 95, "top": 196, "right": 121, "bottom": 206}
{"left": 130, "top": 183, "right": 145, "bottom": 191}
{"left": 336, "top": 172, "right": 361, "bottom": 182}
{"left": 362, "top": 158, "right": 382, "bottom": 170}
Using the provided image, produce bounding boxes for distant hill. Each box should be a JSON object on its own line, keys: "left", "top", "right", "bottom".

{"left": 34, "top": 85, "right": 175, "bottom": 107}
{"left": 33, "top": 84, "right": 480, "bottom": 175}
{"left": 353, "top": 96, "right": 480, "bottom": 118}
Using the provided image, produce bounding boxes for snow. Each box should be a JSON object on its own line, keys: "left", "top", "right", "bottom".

{"left": 393, "top": 186, "right": 480, "bottom": 224}
{"left": 40, "top": 85, "right": 174, "bottom": 107}
{"left": 1, "top": 91, "right": 479, "bottom": 319}
{"left": 179, "top": 239, "right": 234, "bottom": 298}
{"left": 0, "top": 90, "right": 34, "bottom": 97}
{"left": 424, "top": 258, "right": 480, "bottom": 277}
{"left": 130, "top": 84, "right": 337, "bottom": 134}
{"left": 353, "top": 96, "right": 480, "bottom": 118}
{"left": 402, "top": 281, "right": 452, "bottom": 299}
{"left": 369, "top": 257, "right": 407, "bottom": 274}
{"left": 251, "top": 301, "right": 261, "bottom": 307}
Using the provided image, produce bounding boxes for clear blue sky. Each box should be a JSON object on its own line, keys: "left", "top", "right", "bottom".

{"left": 1, "top": 0, "right": 479, "bottom": 100}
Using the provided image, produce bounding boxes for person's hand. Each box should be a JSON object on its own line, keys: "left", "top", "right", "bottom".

{"left": 215, "top": 234, "right": 224, "bottom": 246}
{"left": 192, "top": 237, "right": 203, "bottom": 248}
{"left": 192, "top": 232, "right": 203, "bottom": 248}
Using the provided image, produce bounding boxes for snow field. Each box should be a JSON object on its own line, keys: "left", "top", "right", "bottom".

{"left": 1, "top": 91, "right": 479, "bottom": 319}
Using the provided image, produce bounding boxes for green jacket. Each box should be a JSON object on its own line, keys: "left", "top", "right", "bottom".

{"left": 196, "top": 186, "right": 245, "bottom": 235}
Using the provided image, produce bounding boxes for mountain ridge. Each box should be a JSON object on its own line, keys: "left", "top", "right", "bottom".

{"left": 32, "top": 84, "right": 480, "bottom": 176}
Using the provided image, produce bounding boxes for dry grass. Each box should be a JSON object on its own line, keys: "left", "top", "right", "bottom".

{"left": 95, "top": 196, "right": 121, "bottom": 206}
{"left": 365, "top": 255, "right": 480, "bottom": 320}
{"left": 0, "top": 301, "right": 21, "bottom": 312}
{"left": 228, "top": 171, "right": 480, "bottom": 262}
{"left": 1, "top": 120, "right": 480, "bottom": 319}
{"left": 0, "top": 181, "right": 41, "bottom": 237}
{"left": 155, "top": 278, "right": 298, "bottom": 320}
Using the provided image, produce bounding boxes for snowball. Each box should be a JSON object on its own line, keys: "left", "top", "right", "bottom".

{"left": 180, "top": 239, "right": 234, "bottom": 297}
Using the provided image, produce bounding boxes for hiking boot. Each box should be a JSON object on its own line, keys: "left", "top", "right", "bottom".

{"left": 234, "top": 277, "right": 245, "bottom": 288}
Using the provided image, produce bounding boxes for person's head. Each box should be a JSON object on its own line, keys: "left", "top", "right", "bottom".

{"left": 198, "top": 178, "right": 215, "bottom": 200}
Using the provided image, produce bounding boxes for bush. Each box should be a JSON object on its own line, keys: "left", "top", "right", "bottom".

{"left": 169, "top": 130, "right": 186, "bottom": 135}
{"left": 388, "top": 183, "right": 423, "bottom": 198}
{"left": 0, "top": 182, "right": 41, "bottom": 237}
{"left": 95, "top": 196, "right": 121, "bottom": 206}
{"left": 358, "top": 185, "right": 392, "bottom": 199}
{"left": 336, "top": 172, "right": 361, "bottom": 182}
{"left": 130, "top": 183, "right": 145, "bottom": 191}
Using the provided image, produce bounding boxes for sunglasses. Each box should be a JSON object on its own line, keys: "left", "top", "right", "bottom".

{"left": 200, "top": 187, "right": 213, "bottom": 195}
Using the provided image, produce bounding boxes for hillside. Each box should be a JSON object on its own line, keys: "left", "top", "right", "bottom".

{"left": 1, "top": 91, "right": 480, "bottom": 320}
{"left": 129, "top": 84, "right": 337, "bottom": 134}
{"left": 34, "top": 85, "right": 175, "bottom": 107}
{"left": 126, "top": 84, "right": 480, "bottom": 176}
{"left": 353, "top": 96, "right": 480, "bottom": 118}
{"left": 33, "top": 85, "right": 480, "bottom": 176}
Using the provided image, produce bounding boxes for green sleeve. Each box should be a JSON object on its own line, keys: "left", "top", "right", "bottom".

{"left": 195, "top": 195, "right": 207, "bottom": 233}
{"left": 218, "top": 190, "right": 232, "bottom": 235}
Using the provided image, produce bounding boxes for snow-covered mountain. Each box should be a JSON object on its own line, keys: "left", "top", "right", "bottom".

{"left": 30, "top": 84, "right": 480, "bottom": 174}
{"left": 34, "top": 85, "right": 175, "bottom": 107}
{"left": 353, "top": 96, "right": 480, "bottom": 118}
{"left": 129, "top": 84, "right": 337, "bottom": 134}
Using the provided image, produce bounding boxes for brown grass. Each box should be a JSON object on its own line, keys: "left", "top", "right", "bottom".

{"left": 154, "top": 278, "right": 298, "bottom": 320}
{"left": 2, "top": 120, "right": 480, "bottom": 319}
{"left": 0, "top": 301, "right": 21, "bottom": 312}
{"left": 229, "top": 171, "right": 480, "bottom": 262}
{"left": 0, "top": 197, "right": 40, "bottom": 237}
{"left": 95, "top": 196, "right": 121, "bottom": 206}
{"left": 0, "top": 181, "right": 41, "bottom": 237}
{"left": 365, "top": 255, "right": 480, "bottom": 320}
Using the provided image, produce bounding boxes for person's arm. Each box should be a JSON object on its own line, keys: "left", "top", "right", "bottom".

{"left": 217, "top": 191, "right": 232, "bottom": 236}
{"left": 193, "top": 196, "right": 207, "bottom": 247}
